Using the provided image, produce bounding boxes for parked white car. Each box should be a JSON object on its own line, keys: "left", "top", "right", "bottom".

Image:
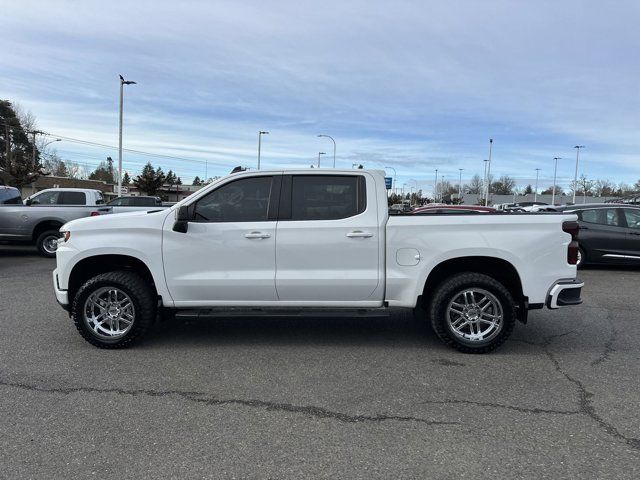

{"left": 53, "top": 169, "right": 583, "bottom": 353}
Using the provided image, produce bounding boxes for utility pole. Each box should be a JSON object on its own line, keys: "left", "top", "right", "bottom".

{"left": 485, "top": 139, "right": 493, "bottom": 206}
{"left": 534, "top": 168, "right": 540, "bottom": 202}
{"left": 552, "top": 157, "right": 562, "bottom": 206}
{"left": 458, "top": 168, "right": 463, "bottom": 202}
{"left": 31, "top": 130, "right": 43, "bottom": 169}
{"left": 434, "top": 168, "right": 438, "bottom": 202}
{"left": 572, "top": 145, "right": 585, "bottom": 203}
{"left": 118, "top": 75, "right": 137, "bottom": 197}
{"left": 257, "top": 131, "right": 269, "bottom": 169}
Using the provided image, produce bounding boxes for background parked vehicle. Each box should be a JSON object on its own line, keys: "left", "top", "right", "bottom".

{"left": 411, "top": 205, "right": 496, "bottom": 214}
{"left": 0, "top": 188, "right": 110, "bottom": 257}
{"left": 554, "top": 204, "right": 640, "bottom": 266}
{"left": 106, "top": 196, "right": 169, "bottom": 214}
{"left": 23, "top": 188, "right": 105, "bottom": 206}
{"left": 0, "top": 185, "right": 22, "bottom": 205}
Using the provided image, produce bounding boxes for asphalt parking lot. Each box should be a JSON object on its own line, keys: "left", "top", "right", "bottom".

{"left": 1, "top": 245, "right": 639, "bottom": 479}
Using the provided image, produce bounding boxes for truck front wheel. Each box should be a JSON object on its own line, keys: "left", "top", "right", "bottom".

{"left": 36, "top": 230, "right": 62, "bottom": 258}
{"left": 71, "top": 271, "right": 156, "bottom": 348}
{"left": 428, "top": 273, "right": 516, "bottom": 353}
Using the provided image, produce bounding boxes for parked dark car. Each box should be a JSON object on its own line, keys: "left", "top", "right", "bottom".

{"left": 555, "top": 204, "right": 640, "bottom": 266}
{"left": 0, "top": 186, "right": 22, "bottom": 205}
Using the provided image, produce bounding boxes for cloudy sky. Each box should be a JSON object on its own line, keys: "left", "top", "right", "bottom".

{"left": 2, "top": 0, "right": 639, "bottom": 192}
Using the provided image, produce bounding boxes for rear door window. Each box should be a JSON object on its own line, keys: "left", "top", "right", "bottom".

{"left": 623, "top": 209, "right": 640, "bottom": 229}
{"left": 289, "top": 175, "right": 366, "bottom": 221}
{"left": 60, "top": 191, "right": 87, "bottom": 205}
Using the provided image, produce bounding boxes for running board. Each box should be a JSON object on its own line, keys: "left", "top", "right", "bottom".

{"left": 174, "top": 307, "right": 391, "bottom": 319}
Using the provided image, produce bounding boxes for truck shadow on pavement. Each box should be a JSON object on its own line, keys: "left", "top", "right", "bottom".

{"left": 145, "top": 311, "right": 448, "bottom": 349}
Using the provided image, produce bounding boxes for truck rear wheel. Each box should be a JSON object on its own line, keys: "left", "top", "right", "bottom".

{"left": 71, "top": 271, "right": 156, "bottom": 348}
{"left": 36, "top": 230, "right": 62, "bottom": 258}
{"left": 428, "top": 273, "right": 516, "bottom": 353}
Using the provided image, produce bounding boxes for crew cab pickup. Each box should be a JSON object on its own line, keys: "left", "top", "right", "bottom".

{"left": 1, "top": 188, "right": 111, "bottom": 257}
{"left": 53, "top": 169, "right": 583, "bottom": 352}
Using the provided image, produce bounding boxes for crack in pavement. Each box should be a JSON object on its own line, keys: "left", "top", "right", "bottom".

{"left": 540, "top": 331, "right": 640, "bottom": 450}
{"left": 591, "top": 309, "right": 617, "bottom": 366}
{"left": 420, "top": 398, "right": 579, "bottom": 416}
{"left": 0, "top": 377, "right": 457, "bottom": 427}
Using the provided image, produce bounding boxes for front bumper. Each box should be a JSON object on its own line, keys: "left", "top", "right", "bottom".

{"left": 546, "top": 279, "right": 583, "bottom": 309}
{"left": 53, "top": 269, "right": 70, "bottom": 311}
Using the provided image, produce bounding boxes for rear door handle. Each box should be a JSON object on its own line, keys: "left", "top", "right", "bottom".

{"left": 346, "top": 230, "right": 373, "bottom": 238}
{"left": 579, "top": 226, "right": 589, "bottom": 230}
{"left": 244, "top": 231, "right": 271, "bottom": 239}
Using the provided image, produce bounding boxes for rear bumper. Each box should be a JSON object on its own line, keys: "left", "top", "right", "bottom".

{"left": 53, "top": 269, "right": 70, "bottom": 311}
{"left": 546, "top": 279, "right": 583, "bottom": 309}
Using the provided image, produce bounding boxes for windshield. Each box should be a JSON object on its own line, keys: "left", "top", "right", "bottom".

{"left": 0, "top": 188, "right": 23, "bottom": 205}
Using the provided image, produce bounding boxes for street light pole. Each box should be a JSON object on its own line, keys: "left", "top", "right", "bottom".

{"left": 534, "top": 168, "right": 540, "bottom": 202}
{"left": 572, "top": 145, "right": 585, "bottom": 203}
{"left": 317, "top": 152, "right": 326, "bottom": 168}
{"left": 257, "top": 131, "right": 269, "bottom": 170}
{"left": 434, "top": 168, "right": 438, "bottom": 202}
{"left": 118, "top": 75, "right": 136, "bottom": 197}
{"left": 458, "top": 168, "right": 463, "bottom": 201}
{"left": 485, "top": 139, "right": 493, "bottom": 206}
{"left": 317, "top": 135, "right": 336, "bottom": 168}
{"left": 552, "top": 157, "right": 561, "bottom": 206}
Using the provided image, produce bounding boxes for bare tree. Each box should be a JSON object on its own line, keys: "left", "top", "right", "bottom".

{"left": 465, "top": 174, "right": 483, "bottom": 194}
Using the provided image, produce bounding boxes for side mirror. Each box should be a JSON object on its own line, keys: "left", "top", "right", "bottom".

{"left": 173, "top": 205, "right": 191, "bottom": 233}
{"left": 25, "top": 198, "right": 33, "bottom": 206}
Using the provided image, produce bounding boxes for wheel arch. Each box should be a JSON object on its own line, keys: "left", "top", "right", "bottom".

{"left": 32, "top": 219, "right": 64, "bottom": 241}
{"left": 68, "top": 254, "right": 158, "bottom": 307}
{"left": 420, "top": 256, "right": 526, "bottom": 321}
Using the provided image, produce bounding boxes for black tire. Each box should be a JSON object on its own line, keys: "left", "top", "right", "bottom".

{"left": 577, "top": 247, "right": 586, "bottom": 268}
{"left": 428, "top": 272, "right": 516, "bottom": 354}
{"left": 36, "top": 230, "right": 62, "bottom": 258}
{"left": 71, "top": 271, "right": 156, "bottom": 348}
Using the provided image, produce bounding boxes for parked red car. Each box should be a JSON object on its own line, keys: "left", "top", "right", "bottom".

{"left": 411, "top": 205, "right": 496, "bottom": 214}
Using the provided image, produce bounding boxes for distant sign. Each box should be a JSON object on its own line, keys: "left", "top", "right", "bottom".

{"left": 120, "top": 186, "right": 128, "bottom": 194}
{"left": 385, "top": 177, "right": 393, "bottom": 190}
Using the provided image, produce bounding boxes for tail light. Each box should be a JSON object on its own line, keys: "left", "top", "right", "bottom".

{"left": 90, "top": 211, "right": 100, "bottom": 216}
{"left": 563, "top": 220, "right": 579, "bottom": 265}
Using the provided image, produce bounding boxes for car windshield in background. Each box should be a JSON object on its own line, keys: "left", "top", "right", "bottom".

{"left": 0, "top": 187, "right": 22, "bottom": 205}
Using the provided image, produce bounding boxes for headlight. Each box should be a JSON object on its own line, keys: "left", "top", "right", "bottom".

{"left": 63, "top": 231, "right": 71, "bottom": 242}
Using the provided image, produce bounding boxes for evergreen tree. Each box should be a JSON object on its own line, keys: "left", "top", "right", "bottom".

{"left": 176, "top": 176, "right": 182, "bottom": 185}
{"left": 89, "top": 157, "right": 117, "bottom": 184}
{"left": 523, "top": 184, "right": 533, "bottom": 194}
{"left": 192, "top": 176, "right": 202, "bottom": 186}
{"left": 133, "top": 162, "right": 165, "bottom": 195}
{"left": 122, "top": 171, "right": 131, "bottom": 186}
{"left": 0, "top": 100, "right": 46, "bottom": 187}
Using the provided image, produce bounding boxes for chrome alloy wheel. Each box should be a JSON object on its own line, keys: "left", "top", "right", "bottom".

{"left": 83, "top": 287, "right": 135, "bottom": 339}
{"left": 446, "top": 288, "right": 503, "bottom": 343}
{"left": 42, "top": 235, "right": 60, "bottom": 254}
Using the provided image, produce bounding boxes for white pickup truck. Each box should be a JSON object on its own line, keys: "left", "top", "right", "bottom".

{"left": 53, "top": 169, "right": 583, "bottom": 353}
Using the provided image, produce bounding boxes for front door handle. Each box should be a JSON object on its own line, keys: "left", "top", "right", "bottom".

{"left": 244, "top": 231, "right": 271, "bottom": 239}
{"left": 346, "top": 230, "right": 373, "bottom": 238}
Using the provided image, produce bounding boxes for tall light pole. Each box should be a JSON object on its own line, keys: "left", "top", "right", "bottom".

{"left": 257, "top": 131, "right": 269, "bottom": 170}
{"left": 317, "top": 152, "right": 326, "bottom": 168}
{"left": 572, "top": 145, "right": 585, "bottom": 203}
{"left": 317, "top": 135, "right": 336, "bottom": 168}
{"left": 552, "top": 157, "right": 562, "bottom": 206}
{"left": 384, "top": 166, "right": 396, "bottom": 194}
{"left": 485, "top": 138, "right": 493, "bottom": 206}
{"left": 482, "top": 159, "right": 488, "bottom": 204}
{"left": 118, "top": 75, "right": 136, "bottom": 197}
{"left": 458, "top": 168, "right": 463, "bottom": 201}
{"left": 534, "top": 168, "right": 540, "bottom": 202}
{"left": 434, "top": 168, "right": 438, "bottom": 202}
